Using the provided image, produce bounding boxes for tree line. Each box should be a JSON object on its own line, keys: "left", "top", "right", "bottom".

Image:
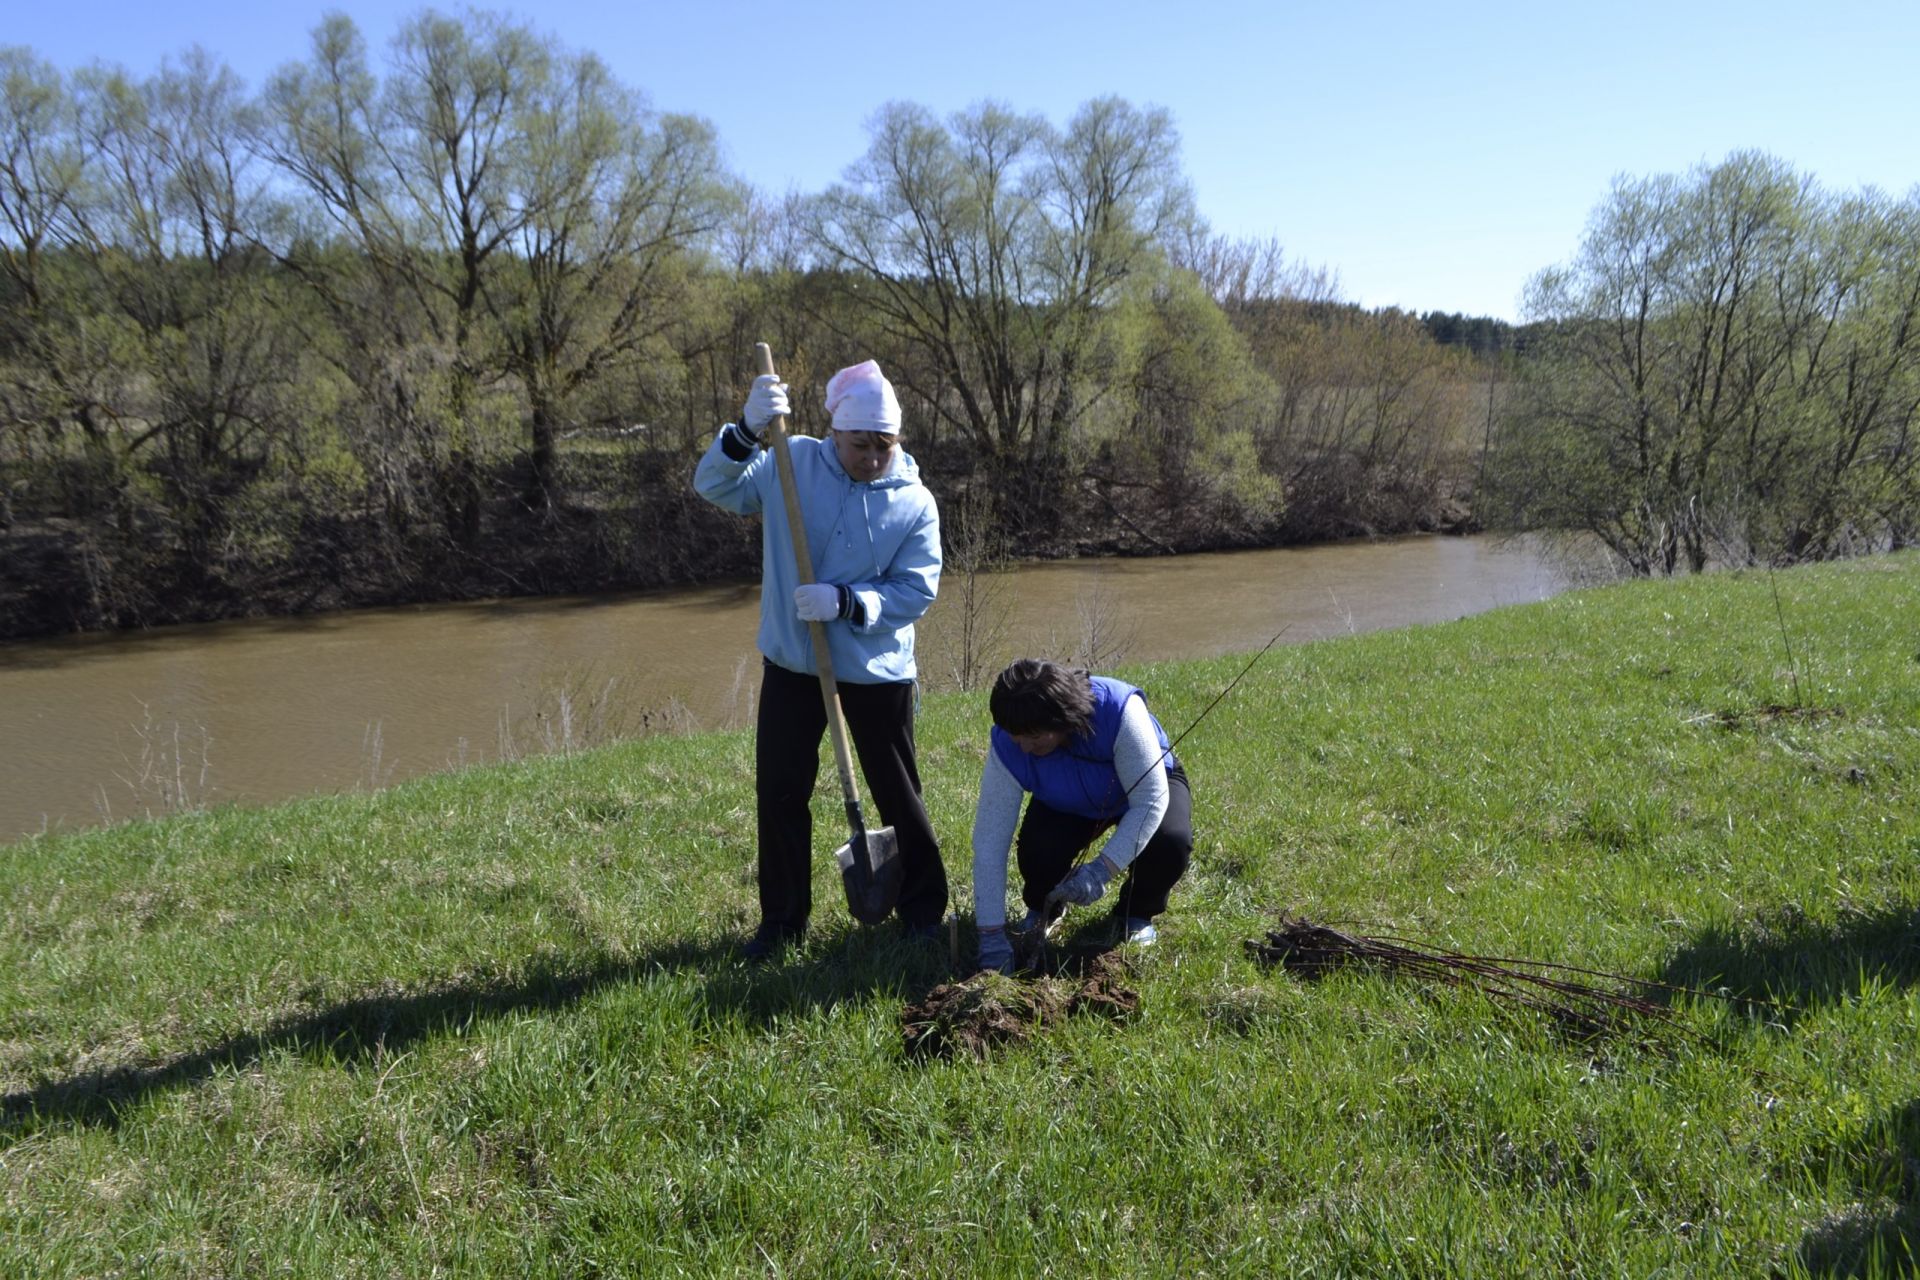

{"left": 2, "top": 14, "right": 1914, "bottom": 640}
{"left": 1486, "top": 152, "right": 1920, "bottom": 573}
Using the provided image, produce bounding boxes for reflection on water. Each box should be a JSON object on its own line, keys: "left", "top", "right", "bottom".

{"left": 0, "top": 534, "right": 1580, "bottom": 842}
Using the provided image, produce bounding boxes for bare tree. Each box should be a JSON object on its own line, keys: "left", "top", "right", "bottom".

{"left": 486, "top": 48, "right": 728, "bottom": 509}
{"left": 1168, "top": 230, "right": 1340, "bottom": 311}
{"left": 262, "top": 17, "right": 463, "bottom": 554}
{"left": 807, "top": 96, "right": 1195, "bottom": 534}
{"left": 261, "top": 11, "right": 539, "bottom": 547}
{"left": 1065, "top": 569, "right": 1137, "bottom": 672}
{"left": 923, "top": 483, "right": 1015, "bottom": 691}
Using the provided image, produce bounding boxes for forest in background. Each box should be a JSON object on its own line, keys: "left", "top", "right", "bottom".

{"left": 2, "top": 12, "right": 1914, "bottom": 640}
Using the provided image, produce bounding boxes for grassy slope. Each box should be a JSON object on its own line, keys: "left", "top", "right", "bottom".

{"left": 3, "top": 553, "right": 1917, "bottom": 1277}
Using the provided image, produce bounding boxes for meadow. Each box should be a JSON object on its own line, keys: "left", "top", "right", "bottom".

{"left": 4, "top": 553, "right": 1917, "bottom": 1277}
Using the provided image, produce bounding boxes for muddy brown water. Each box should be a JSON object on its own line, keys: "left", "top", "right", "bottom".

{"left": 0, "top": 534, "right": 1580, "bottom": 842}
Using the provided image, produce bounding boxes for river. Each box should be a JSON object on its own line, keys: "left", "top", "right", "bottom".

{"left": 0, "top": 534, "right": 1582, "bottom": 842}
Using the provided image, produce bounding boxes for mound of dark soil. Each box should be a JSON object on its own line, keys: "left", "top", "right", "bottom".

{"left": 900, "top": 951, "right": 1139, "bottom": 1060}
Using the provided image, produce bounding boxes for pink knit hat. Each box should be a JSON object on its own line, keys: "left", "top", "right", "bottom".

{"left": 823, "top": 360, "right": 902, "bottom": 433}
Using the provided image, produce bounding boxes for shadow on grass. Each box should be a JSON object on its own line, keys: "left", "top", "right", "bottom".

{"left": 1790, "top": 1096, "right": 1920, "bottom": 1278}
{"left": 1656, "top": 901, "right": 1920, "bottom": 1027}
{"left": 1, "top": 923, "right": 959, "bottom": 1139}
{"left": 689, "top": 920, "right": 963, "bottom": 1030}
{"left": 1659, "top": 905, "right": 1920, "bottom": 1274}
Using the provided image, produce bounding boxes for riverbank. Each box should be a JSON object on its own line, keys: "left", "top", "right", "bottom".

{"left": 5, "top": 554, "right": 1917, "bottom": 1275}
{"left": 0, "top": 443, "right": 1478, "bottom": 642}
{"left": 0, "top": 475, "right": 757, "bottom": 641}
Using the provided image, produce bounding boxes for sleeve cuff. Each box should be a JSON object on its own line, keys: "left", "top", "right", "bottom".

{"left": 846, "top": 585, "right": 879, "bottom": 629}
{"left": 720, "top": 423, "right": 758, "bottom": 461}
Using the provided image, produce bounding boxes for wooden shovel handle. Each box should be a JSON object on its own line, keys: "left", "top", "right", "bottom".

{"left": 754, "top": 343, "right": 863, "bottom": 815}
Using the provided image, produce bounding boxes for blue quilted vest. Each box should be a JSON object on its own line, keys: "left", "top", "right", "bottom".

{"left": 990, "top": 677, "right": 1175, "bottom": 820}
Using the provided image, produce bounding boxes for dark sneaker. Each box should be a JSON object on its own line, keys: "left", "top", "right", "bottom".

{"left": 901, "top": 919, "right": 945, "bottom": 945}
{"left": 741, "top": 924, "right": 801, "bottom": 963}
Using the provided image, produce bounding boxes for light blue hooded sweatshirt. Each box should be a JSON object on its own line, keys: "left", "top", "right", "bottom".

{"left": 693, "top": 427, "right": 941, "bottom": 684}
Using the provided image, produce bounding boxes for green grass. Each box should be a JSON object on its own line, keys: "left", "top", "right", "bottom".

{"left": 5, "top": 553, "right": 1919, "bottom": 1277}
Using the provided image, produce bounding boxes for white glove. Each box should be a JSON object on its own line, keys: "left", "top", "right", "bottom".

{"left": 742, "top": 374, "right": 790, "bottom": 434}
{"left": 794, "top": 583, "right": 843, "bottom": 622}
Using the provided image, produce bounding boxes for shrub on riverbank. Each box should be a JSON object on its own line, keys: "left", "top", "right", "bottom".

{"left": 4, "top": 554, "right": 1917, "bottom": 1274}
{"left": 0, "top": 426, "right": 1476, "bottom": 641}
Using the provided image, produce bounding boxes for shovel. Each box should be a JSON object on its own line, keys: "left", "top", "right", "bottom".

{"left": 754, "top": 343, "right": 903, "bottom": 925}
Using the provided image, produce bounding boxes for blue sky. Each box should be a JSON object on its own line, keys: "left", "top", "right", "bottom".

{"left": 11, "top": 0, "right": 1919, "bottom": 321}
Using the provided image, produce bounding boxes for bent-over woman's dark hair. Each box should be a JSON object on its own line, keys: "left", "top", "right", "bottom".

{"left": 989, "top": 659, "right": 1095, "bottom": 739}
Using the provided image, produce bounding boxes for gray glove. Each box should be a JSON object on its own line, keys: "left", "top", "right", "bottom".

{"left": 1048, "top": 856, "right": 1113, "bottom": 907}
{"left": 976, "top": 926, "right": 1014, "bottom": 974}
{"left": 741, "top": 374, "right": 790, "bottom": 437}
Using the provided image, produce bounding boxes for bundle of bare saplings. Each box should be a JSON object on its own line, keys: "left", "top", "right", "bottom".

{"left": 1246, "top": 915, "right": 1713, "bottom": 1044}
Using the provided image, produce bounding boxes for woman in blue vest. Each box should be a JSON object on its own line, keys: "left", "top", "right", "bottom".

{"left": 972, "top": 659, "right": 1193, "bottom": 973}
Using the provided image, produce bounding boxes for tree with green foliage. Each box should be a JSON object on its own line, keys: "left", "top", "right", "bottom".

{"left": 1744, "top": 191, "right": 1920, "bottom": 557}
{"left": 1489, "top": 152, "right": 1920, "bottom": 573}
{"left": 0, "top": 47, "right": 99, "bottom": 531}
{"left": 1093, "top": 266, "right": 1283, "bottom": 545}
{"left": 63, "top": 49, "right": 304, "bottom": 587}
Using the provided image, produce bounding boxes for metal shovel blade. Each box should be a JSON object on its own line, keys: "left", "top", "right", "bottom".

{"left": 834, "top": 826, "right": 903, "bottom": 925}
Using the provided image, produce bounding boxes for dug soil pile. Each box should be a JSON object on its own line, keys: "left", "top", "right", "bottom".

{"left": 901, "top": 949, "right": 1139, "bottom": 1060}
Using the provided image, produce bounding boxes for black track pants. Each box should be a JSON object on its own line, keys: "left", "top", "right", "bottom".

{"left": 1016, "top": 765, "right": 1192, "bottom": 923}
{"left": 754, "top": 660, "right": 948, "bottom": 931}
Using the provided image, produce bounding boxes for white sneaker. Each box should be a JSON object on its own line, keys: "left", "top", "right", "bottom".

{"left": 1122, "top": 917, "right": 1157, "bottom": 947}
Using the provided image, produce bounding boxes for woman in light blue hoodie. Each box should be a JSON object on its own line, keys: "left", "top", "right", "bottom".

{"left": 694, "top": 361, "right": 946, "bottom": 960}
